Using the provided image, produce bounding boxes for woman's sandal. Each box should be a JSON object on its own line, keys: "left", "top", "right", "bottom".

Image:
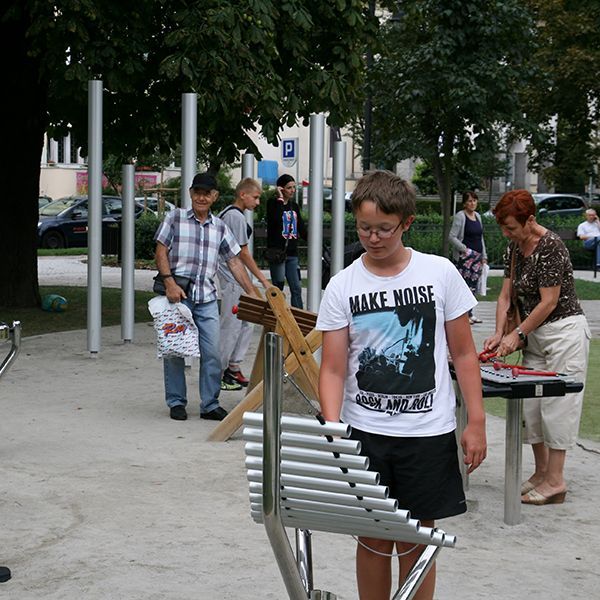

{"left": 521, "top": 488, "right": 567, "bottom": 505}
{"left": 521, "top": 480, "right": 536, "bottom": 495}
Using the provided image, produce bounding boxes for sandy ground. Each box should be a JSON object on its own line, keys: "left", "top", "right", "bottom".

{"left": 0, "top": 258, "right": 598, "bottom": 598}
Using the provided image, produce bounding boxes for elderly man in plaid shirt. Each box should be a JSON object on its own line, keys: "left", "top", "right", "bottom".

{"left": 154, "top": 173, "right": 256, "bottom": 422}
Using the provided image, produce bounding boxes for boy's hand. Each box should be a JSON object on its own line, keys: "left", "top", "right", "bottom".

{"left": 461, "top": 422, "right": 487, "bottom": 474}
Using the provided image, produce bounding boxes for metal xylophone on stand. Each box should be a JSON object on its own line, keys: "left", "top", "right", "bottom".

{"left": 1, "top": 320, "right": 22, "bottom": 583}
{"left": 454, "top": 361, "right": 583, "bottom": 525}
{"left": 242, "top": 333, "right": 457, "bottom": 600}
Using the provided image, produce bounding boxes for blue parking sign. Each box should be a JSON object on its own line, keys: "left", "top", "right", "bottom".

{"left": 282, "top": 138, "right": 298, "bottom": 166}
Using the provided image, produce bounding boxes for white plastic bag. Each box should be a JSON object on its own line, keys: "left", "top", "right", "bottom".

{"left": 148, "top": 296, "right": 200, "bottom": 358}
{"left": 477, "top": 263, "right": 489, "bottom": 296}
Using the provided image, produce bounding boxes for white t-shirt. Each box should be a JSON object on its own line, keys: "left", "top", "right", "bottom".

{"left": 576, "top": 220, "right": 600, "bottom": 239}
{"left": 316, "top": 249, "right": 476, "bottom": 437}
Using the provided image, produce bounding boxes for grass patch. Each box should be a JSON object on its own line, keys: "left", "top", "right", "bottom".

{"left": 482, "top": 276, "right": 600, "bottom": 302}
{"left": 483, "top": 342, "right": 600, "bottom": 442}
{"left": 38, "top": 248, "right": 88, "bottom": 256}
{"left": 0, "top": 286, "right": 154, "bottom": 338}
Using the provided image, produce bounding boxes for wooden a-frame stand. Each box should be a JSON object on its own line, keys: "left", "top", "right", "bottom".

{"left": 207, "top": 286, "right": 322, "bottom": 442}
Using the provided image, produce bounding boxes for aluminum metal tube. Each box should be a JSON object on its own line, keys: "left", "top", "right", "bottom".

{"left": 245, "top": 442, "right": 368, "bottom": 470}
{"left": 247, "top": 470, "right": 389, "bottom": 499}
{"left": 392, "top": 545, "right": 443, "bottom": 600}
{"left": 251, "top": 484, "right": 396, "bottom": 512}
{"left": 330, "top": 141, "right": 346, "bottom": 277}
{"left": 251, "top": 509, "right": 437, "bottom": 546}
{"left": 243, "top": 428, "right": 361, "bottom": 454}
{"left": 307, "top": 113, "right": 325, "bottom": 311}
{"left": 245, "top": 456, "right": 379, "bottom": 485}
{"left": 262, "top": 332, "right": 308, "bottom": 600}
{"left": 121, "top": 164, "right": 135, "bottom": 342}
{"left": 251, "top": 495, "right": 408, "bottom": 522}
{"left": 0, "top": 321, "right": 21, "bottom": 378}
{"left": 87, "top": 80, "right": 103, "bottom": 354}
{"left": 504, "top": 397, "right": 523, "bottom": 525}
{"left": 181, "top": 93, "right": 197, "bottom": 210}
{"left": 454, "top": 385, "right": 469, "bottom": 491}
{"left": 243, "top": 413, "right": 351, "bottom": 438}
{"left": 296, "top": 529, "right": 313, "bottom": 594}
{"left": 241, "top": 153, "right": 256, "bottom": 255}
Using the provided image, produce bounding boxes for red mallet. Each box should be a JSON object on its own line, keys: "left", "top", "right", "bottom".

{"left": 232, "top": 305, "right": 238, "bottom": 315}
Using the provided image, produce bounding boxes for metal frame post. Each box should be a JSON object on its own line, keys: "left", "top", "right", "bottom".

{"left": 181, "top": 93, "right": 197, "bottom": 209}
{"left": 330, "top": 141, "right": 346, "bottom": 277}
{"left": 121, "top": 164, "right": 135, "bottom": 342}
{"left": 504, "top": 398, "right": 523, "bottom": 525}
{"left": 87, "top": 79, "right": 103, "bottom": 355}
{"left": 242, "top": 153, "right": 256, "bottom": 255}
{"left": 307, "top": 114, "right": 325, "bottom": 312}
{"left": 262, "top": 332, "right": 309, "bottom": 599}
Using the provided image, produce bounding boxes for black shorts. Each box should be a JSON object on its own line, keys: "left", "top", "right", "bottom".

{"left": 349, "top": 427, "right": 467, "bottom": 521}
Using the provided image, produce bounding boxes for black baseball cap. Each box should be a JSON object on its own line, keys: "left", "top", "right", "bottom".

{"left": 190, "top": 172, "right": 218, "bottom": 191}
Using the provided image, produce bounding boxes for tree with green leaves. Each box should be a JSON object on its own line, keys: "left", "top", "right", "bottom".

{"left": 1, "top": 0, "right": 376, "bottom": 307}
{"left": 523, "top": 0, "right": 600, "bottom": 193}
{"left": 365, "top": 0, "right": 537, "bottom": 255}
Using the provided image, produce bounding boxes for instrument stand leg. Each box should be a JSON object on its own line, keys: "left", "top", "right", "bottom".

{"left": 504, "top": 397, "right": 523, "bottom": 525}
{"left": 296, "top": 528, "right": 314, "bottom": 594}
{"left": 391, "top": 545, "right": 441, "bottom": 600}
{"left": 454, "top": 386, "right": 469, "bottom": 491}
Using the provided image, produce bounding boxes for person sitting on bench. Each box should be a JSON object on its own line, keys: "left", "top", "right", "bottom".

{"left": 577, "top": 208, "right": 600, "bottom": 267}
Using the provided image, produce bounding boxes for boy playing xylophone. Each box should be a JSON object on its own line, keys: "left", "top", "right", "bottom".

{"left": 317, "top": 170, "right": 487, "bottom": 600}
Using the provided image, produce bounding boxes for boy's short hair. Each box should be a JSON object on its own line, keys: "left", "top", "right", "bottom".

{"left": 235, "top": 177, "right": 261, "bottom": 196}
{"left": 351, "top": 170, "right": 416, "bottom": 220}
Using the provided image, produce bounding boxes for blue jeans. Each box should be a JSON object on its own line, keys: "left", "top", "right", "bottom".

{"left": 162, "top": 299, "right": 221, "bottom": 414}
{"left": 269, "top": 255, "right": 303, "bottom": 309}
{"left": 583, "top": 237, "right": 600, "bottom": 265}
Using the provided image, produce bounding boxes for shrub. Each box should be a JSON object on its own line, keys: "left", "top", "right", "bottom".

{"left": 135, "top": 212, "right": 161, "bottom": 260}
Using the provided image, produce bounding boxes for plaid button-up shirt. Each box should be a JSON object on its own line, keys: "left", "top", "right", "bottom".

{"left": 154, "top": 208, "right": 240, "bottom": 304}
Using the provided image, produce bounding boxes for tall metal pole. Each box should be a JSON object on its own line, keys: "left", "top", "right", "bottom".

{"left": 181, "top": 93, "right": 197, "bottom": 209}
{"left": 331, "top": 141, "right": 347, "bottom": 277}
{"left": 121, "top": 164, "right": 135, "bottom": 343}
{"left": 362, "top": 0, "right": 376, "bottom": 173}
{"left": 307, "top": 114, "right": 325, "bottom": 312}
{"left": 87, "top": 80, "right": 103, "bottom": 355}
{"left": 242, "top": 153, "right": 256, "bottom": 255}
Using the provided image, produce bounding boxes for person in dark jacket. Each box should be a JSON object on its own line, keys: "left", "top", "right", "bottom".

{"left": 265, "top": 174, "right": 308, "bottom": 308}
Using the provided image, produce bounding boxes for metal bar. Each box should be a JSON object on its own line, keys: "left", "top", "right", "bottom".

{"left": 121, "top": 164, "right": 135, "bottom": 343}
{"left": 243, "top": 428, "right": 361, "bottom": 454}
{"left": 250, "top": 509, "right": 446, "bottom": 547}
{"left": 181, "top": 93, "right": 197, "bottom": 210}
{"left": 87, "top": 79, "right": 103, "bottom": 355}
{"left": 246, "top": 470, "right": 389, "bottom": 499}
{"left": 262, "top": 332, "right": 308, "bottom": 600}
{"left": 245, "top": 456, "right": 379, "bottom": 485}
{"left": 0, "top": 321, "right": 21, "bottom": 378}
{"left": 251, "top": 484, "right": 397, "bottom": 512}
{"left": 251, "top": 496, "right": 409, "bottom": 523}
{"left": 391, "top": 545, "right": 443, "bottom": 600}
{"left": 245, "top": 442, "right": 369, "bottom": 470}
{"left": 243, "top": 413, "right": 351, "bottom": 438}
{"left": 330, "top": 140, "right": 346, "bottom": 276}
{"left": 307, "top": 113, "right": 325, "bottom": 311}
{"left": 504, "top": 397, "right": 523, "bottom": 525}
{"left": 454, "top": 384, "right": 469, "bottom": 491}
{"left": 242, "top": 153, "right": 255, "bottom": 255}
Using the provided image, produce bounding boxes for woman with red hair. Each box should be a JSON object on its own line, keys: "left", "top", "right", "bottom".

{"left": 483, "top": 190, "right": 590, "bottom": 505}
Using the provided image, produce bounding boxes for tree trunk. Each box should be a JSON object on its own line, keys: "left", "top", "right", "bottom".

{"left": 0, "top": 9, "right": 47, "bottom": 307}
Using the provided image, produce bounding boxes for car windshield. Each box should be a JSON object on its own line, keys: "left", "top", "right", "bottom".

{"left": 39, "top": 198, "right": 80, "bottom": 216}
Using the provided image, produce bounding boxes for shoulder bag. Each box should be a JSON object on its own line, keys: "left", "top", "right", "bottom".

{"left": 503, "top": 245, "right": 522, "bottom": 337}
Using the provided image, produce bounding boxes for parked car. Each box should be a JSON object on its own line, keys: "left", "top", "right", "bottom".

{"left": 135, "top": 196, "right": 176, "bottom": 215}
{"left": 38, "top": 195, "right": 146, "bottom": 249}
{"left": 484, "top": 193, "right": 587, "bottom": 219}
{"left": 38, "top": 195, "right": 52, "bottom": 211}
{"left": 532, "top": 193, "right": 587, "bottom": 217}
{"left": 323, "top": 187, "right": 353, "bottom": 212}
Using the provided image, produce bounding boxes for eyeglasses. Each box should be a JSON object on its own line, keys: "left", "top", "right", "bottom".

{"left": 356, "top": 222, "right": 401, "bottom": 239}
